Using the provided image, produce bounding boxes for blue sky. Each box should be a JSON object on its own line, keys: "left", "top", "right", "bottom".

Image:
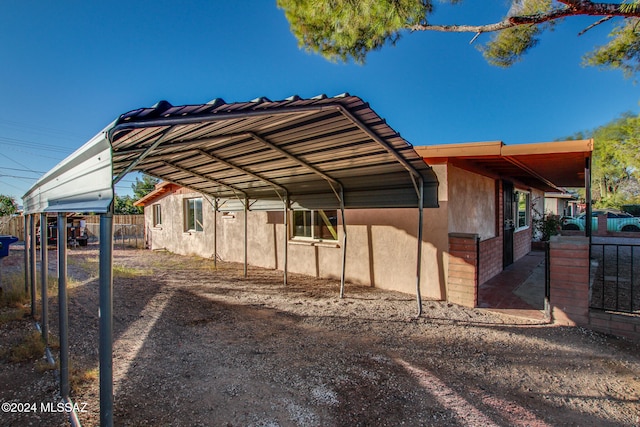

{"left": 1, "top": 1, "right": 639, "bottom": 202}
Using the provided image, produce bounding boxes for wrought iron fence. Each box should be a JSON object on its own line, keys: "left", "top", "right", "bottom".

{"left": 590, "top": 242, "right": 640, "bottom": 314}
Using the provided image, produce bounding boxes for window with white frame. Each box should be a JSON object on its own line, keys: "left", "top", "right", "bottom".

{"left": 515, "top": 190, "right": 530, "bottom": 229}
{"left": 152, "top": 204, "right": 162, "bottom": 227}
{"left": 184, "top": 198, "right": 203, "bottom": 232}
{"left": 291, "top": 209, "right": 338, "bottom": 241}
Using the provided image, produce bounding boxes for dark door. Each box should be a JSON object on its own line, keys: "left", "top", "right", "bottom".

{"left": 503, "top": 180, "right": 514, "bottom": 267}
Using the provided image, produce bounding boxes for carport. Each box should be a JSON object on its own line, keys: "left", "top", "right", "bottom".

{"left": 22, "top": 94, "right": 438, "bottom": 426}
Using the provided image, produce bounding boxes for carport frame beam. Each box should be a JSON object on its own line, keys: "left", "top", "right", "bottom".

{"left": 336, "top": 105, "right": 426, "bottom": 316}
{"left": 40, "top": 212, "right": 49, "bottom": 345}
{"left": 244, "top": 197, "right": 248, "bottom": 277}
{"left": 99, "top": 211, "right": 114, "bottom": 427}
{"left": 57, "top": 212, "right": 70, "bottom": 398}
{"left": 107, "top": 104, "right": 430, "bottom": 311}
{"left": 29, "top": 215, "right": 36, "bottom": 317}
{"left": 248, "top": 132, "right": 348, "bottom": 295}
{"left": 23, "top": 215, "right": 29, "bottom": 294}
{"left": 284, "top": 194, "right": 290, "bottom": 286}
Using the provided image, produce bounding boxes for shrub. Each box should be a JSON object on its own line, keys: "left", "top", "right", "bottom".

{"left": 534, "top": 214, "right": 562, "bottom": 241}
{"left": 0, "top": 273, "right": 29, "bottom": 308}
{"left": 9, "top": 331, "right": 45, "bottom": 363}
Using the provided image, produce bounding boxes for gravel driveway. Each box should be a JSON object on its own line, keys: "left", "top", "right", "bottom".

{"left": 1, "top": 246, "right": 640, "bottom": 426}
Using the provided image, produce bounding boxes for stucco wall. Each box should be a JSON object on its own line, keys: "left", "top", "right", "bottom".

{"left": 544, "top": 197, "right": 561, "bottom": 215}
{"left": 341, "top": 207, "right": 448, "bottom": 299}
{"left": 544, "top": 197, "right": 573, "bottom": 217}
{"left": 143, "top": 188, "right": 450, "bottom": 299}
{"left": 141, "top": 165, "right": 545, "bottom": 302}
{"left": 447, "top": 166, "right": 496, "bottom": 240}
{"left": 143, "top": 188, "right": 219, "bottom": 258}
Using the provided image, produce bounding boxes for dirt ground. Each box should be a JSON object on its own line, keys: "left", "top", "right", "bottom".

{"left": 1, "top": 244, "right": 640, "bottom": 426}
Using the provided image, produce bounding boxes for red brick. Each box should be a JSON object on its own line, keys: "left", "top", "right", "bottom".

{"left": 448, "top": 290, "right": 475, "bottom": 300}
{"left": 549, "top": 280, "right": 589, "bottom": 292}
{"left": 550, "top": 257, "right": 590, "bottom": 268}
{"left": 550, "top": 289, "right": 588, "bottom": 302}
{"left": 589, "top": 317, "right": 613, "bottom": 329}
{"left": 450, "top": 242, "right": 477, "bottom": 251}
{"left": 448, "top": 263, "right": 476, "bottom": 274}
{"left": 550, "top": 269, "right": 589, "bottom": 284}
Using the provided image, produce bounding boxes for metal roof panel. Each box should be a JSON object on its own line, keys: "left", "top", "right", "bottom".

{"left": 24, "top": 94, "right": 439, "bottom": 213}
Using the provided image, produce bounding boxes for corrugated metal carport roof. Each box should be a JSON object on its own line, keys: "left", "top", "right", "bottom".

{"left": 23, "top": 93, "right": 438, "bottom": 214}
{"left": 21, "top": 93, "right": 441, "bottom": 427}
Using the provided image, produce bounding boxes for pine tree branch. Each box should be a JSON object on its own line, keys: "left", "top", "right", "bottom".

{"left": 410, "top": 2, "right": 640, "bottom": 34}
{"left": 578, "top": 15, "right": 614, "bottom": 36}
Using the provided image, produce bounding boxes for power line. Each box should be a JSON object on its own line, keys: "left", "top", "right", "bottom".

{"left": 0, "top": 146, "right": 66, "bottom": 161}
{"left": 0, "top": 152, "right": 38, "bottom": 173}
{"left": 0, "top": 136, "right": 72, "bottom": 153}
{"left": 1, "top": 166, "right": 45, "bottom": 174}
{"left": 0, "top": 179, "right": 26, "bottom": 192}
{"left": 0, "top": 174, "right": 38, "bottom": 180}
{"left": 0, "top": 118, "right": 84, "bottom": 140}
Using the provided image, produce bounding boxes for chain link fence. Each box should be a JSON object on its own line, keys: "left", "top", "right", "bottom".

{"left": 83, "top": 223, "right": 145, "bottom": 249}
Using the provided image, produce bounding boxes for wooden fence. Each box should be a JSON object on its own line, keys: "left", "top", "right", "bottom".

{"left": 0, "top": 214, "right": 144, "bottom": 242}
{"left": 82, "top": 214, "right": 145, "bottom": 226}
{"left": 0, "top": 216, "right": 24, "bottom": 239}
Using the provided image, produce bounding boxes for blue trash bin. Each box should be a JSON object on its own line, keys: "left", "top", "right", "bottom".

{"left": 0, "top": 235, "right": 19, "bottom": 258}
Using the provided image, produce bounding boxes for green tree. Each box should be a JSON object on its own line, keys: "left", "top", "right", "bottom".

{"left": 114, "top": 174, "right": 159, "bottom": 214}
{"left": 278, "top": 0, "right": 640, "bottom": 75}
{"left": 114, "top": 195, "right": 142, "bottom": 214}
{"left": 132, "top": 174, "right": 159, "bottom": 200}
{"left": 0, "top": 195, "right": 18, "bottom": 216}
{"left": 591, "top": 112, "right": 640, "bottom": 207}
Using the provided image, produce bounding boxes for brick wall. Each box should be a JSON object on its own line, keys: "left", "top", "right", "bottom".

{"left": 513, "top": 227, "right": 532, "bottom": 262}
{"left": 448, "top": 233, "right": 479, "bottom": 308}
{"left": 589, "top": 311, "right": 640, "bottom": 340}
{"left": 496, "top": 181, "right": 503, "bottom": 238}
{"left": 549, "top": 236, "right": 590, "bottom": 326}
{"left": 549, "top": 235, "right": 640, "bottom": 340}
{"left": 475, "top": 180, "right": 504, "bottom": 286}
{"left": 478, "top": 237, "right": 502, "bottom": 285}
{"left": 477, "top": 180, "right": 532, "bottom": 285}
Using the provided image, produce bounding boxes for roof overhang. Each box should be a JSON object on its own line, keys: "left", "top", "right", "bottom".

{"left": 416, "top": 139, "right": 593, "bottom": 192}
{"left": 23, "top": 94, "right": 439, "bottom": 214}
{"left": 133, "top": 182, "right": 180, "bottom": 207}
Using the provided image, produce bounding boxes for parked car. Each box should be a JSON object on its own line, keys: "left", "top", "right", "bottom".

{"left": 562, "top": 209, "right": 640, "bottom": 232}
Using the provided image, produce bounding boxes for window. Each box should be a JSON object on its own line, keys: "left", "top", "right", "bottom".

{"left": 152, "top": 204, "right": 162, "bottom": 227}
{"left": 184, "top": 198, "right": 203, "bottom": 232}
{"left": 291, "top": 209, "right": 338, "bottom": 241}
{"left": 515, "top": 191, "right": 530, "bottom": 229}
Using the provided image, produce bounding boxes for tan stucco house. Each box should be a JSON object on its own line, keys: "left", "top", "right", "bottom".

{"left": 135, "top": 139, "right": 593, "bottom": 307}
{"left": 17, "top": 94, "right": 597, "bottom": 424}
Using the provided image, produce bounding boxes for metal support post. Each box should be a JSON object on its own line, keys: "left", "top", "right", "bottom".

{"left": 30, "top": 215, "right": 37, "bottom": 317}
{"left": 339, "top": 189, "right": 347, "bottom": 299}
{"left": 40, "top": 212, "right": 48, "bottom": 345}
{"left": 99, "top": 212, "right": 114, "bottom": 427}
{"left": 24, "top": 215, "right": 29, "bottom": 294}
{"left": 244, "top": 197, "right": 248, "bottom": 278}
{"left": 213, "top": 199, "right": 217, "bottom": 268}
{"left": 415, "top": 180, "right": 424, "bottom": 317}
{"left": 283, "top": 194, "right": 289, "bottom": 286}
{"left": 57, "top": 213, "right": 70, "bottom": 398}
{"left": 585, "top": 156, "right": 592, "bottom": 238}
